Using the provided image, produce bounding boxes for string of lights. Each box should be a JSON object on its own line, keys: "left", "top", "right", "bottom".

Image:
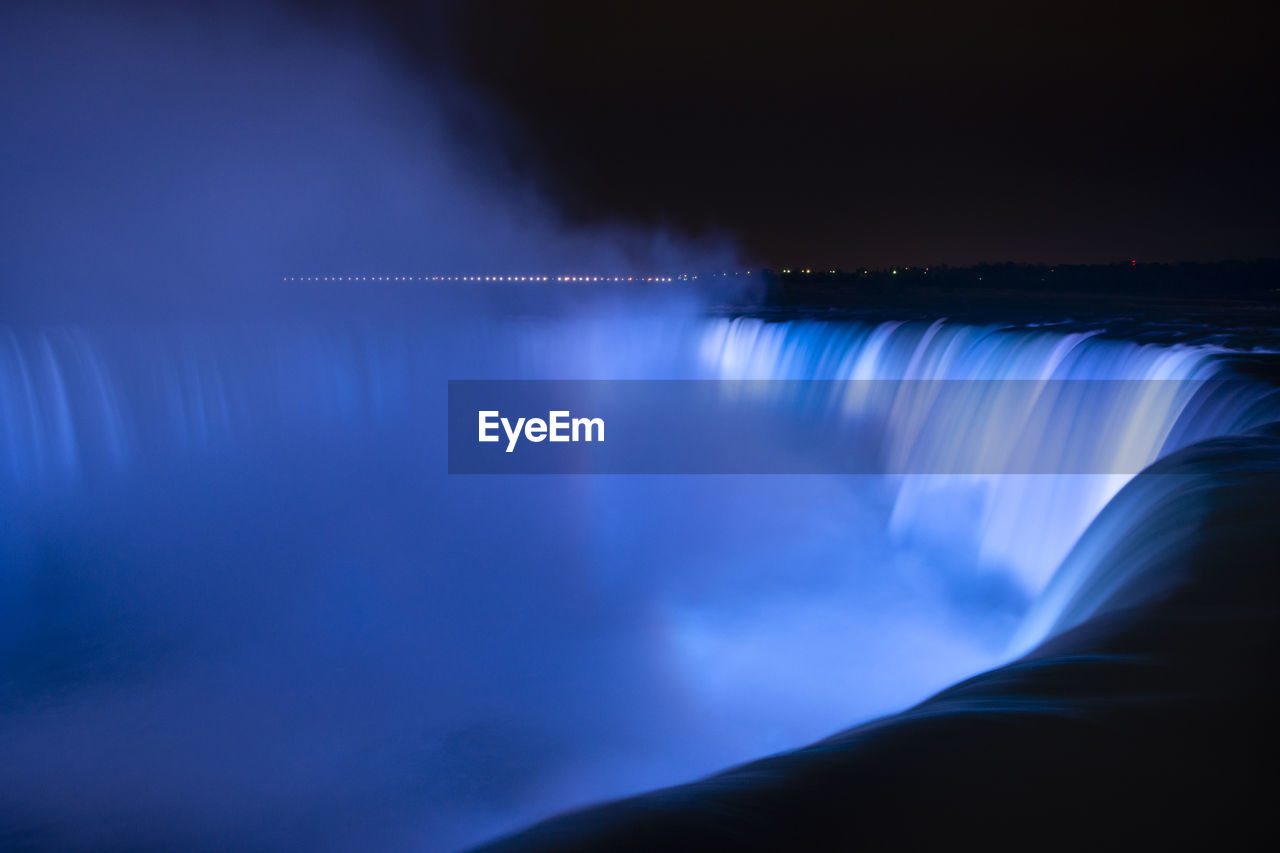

{"left": 280, "top": 273, "right": 755, "bottom": 282}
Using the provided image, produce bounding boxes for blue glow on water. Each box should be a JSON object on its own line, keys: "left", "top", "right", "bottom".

{"left": 3, "top": 4, "right": 1277, "bottom": 849}
{"left": 695, "top": 317, "right": 1273, "bottom": 590}
{"left": 2, "top": 306, "right": 1274, "bottom": 850}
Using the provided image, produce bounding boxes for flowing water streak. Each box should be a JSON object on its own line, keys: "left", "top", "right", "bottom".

{"left": 695, "top": 317, "right": 1276, "bottom": 592}
{"left": 3, "top": 313, "right": 1272, "bottom": 599}
{"left": 1, "top": 311, "right": 1277, "bottom": 850}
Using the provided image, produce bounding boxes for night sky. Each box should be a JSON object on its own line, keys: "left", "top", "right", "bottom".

{"left": 300, "top": 0, "right": 1279, "bottom": 269}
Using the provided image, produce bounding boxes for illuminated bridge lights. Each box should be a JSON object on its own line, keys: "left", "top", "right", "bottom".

{"left": 281, "top": 272, "right": 763, "bottom": 283}
{"left": 276, "top": 271, "right": 961, "bottom": 283}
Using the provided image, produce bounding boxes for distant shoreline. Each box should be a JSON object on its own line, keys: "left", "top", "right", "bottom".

{"left": 758, "top": 259, "right": 1280, "bottom": 310}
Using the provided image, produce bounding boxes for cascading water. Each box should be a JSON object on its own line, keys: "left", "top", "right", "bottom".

{"left": 694, "top": 317, "right": 1277, "bottom": 593}
{"left": 1, "top": 303, "right": 1276, "bottom": 851}
{"left": 8, "top": 2, "right": 1274, "bottom": 849}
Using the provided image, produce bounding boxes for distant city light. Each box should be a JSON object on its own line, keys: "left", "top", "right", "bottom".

{"left": 285, "top": 269, "right": 860, "bottom": 286}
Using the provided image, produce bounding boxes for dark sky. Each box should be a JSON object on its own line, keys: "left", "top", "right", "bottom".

{"left": 318, "top": 0, "right": 1276, "bottom": 268}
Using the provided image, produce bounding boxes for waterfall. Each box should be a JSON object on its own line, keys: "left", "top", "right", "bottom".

{"left": 695, "top": 317, "right": 1276, "bottom": 591}
{"left": 1, "top": 309, "right": 1276, "bottom": 851}
{"left": 3, "top": 313, "right": 1273, "bottom": 614}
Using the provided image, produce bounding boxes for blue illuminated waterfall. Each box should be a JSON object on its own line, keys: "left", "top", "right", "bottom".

{"left": 1, "top": 309, "right": 1276, "bottom": 851}
{"left": 694, "top": 317, "right": 1276, "bottom": 594}
{"left": 6, "top": 314, "right": 1269, "bottom": 595}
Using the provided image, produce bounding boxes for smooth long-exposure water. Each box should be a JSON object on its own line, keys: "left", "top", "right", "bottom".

{"left": 3, "top": 298, "right": 1274, "bottom": 850}
{"left": 4, "top": 4, "right": 1277, "bottom": 849}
